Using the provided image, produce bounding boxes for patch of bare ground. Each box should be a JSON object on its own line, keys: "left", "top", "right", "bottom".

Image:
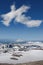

{"left": 12, "top": 54, "right": 22, "bottom": 57}
{"left": 10, "top": 57, "right": 18, "bottom": 60}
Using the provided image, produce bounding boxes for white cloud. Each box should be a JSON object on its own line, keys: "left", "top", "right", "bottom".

{"left": 16, "top": 39, "right": 24, "bottom": 42}
{"left": 24, "top": 20, "right": 42, "bottom": 27}
{"left": 1, "top": 4, "right": 42, "bottom": 27}
{"left": 1, "top": 5, "right": 16, "bottom": 26}
{"left": 1, "top": 5, "right": 29, "bottom": 26}
{"left": 15, "top": 15, "right": 42, "bottom": 27}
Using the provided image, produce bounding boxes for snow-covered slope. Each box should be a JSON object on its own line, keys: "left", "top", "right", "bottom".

{"left": 0, "top": 42, "right": 43, "bottom": 64}
{"left": 0, "top": 50, "right": 43, "bottom": 64}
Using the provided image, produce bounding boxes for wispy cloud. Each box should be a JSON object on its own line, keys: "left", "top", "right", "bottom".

{"left": 16, "top": 39, "right": 24, "bottom": 42}
{"left": 1, "top": 4, "right": 42, "bottom": 27}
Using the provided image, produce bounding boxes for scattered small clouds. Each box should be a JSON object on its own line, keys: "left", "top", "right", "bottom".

{"left": 0, "top": 4, "right": 42, "bottom": 27}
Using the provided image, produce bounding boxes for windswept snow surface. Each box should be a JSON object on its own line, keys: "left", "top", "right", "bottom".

{"left": 0, "top": 50, "right": 43, "bottom": 64}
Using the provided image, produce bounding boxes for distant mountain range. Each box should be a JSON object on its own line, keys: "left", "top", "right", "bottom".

{"left": 0, "top": 39, "right": 43, "bottom": 44}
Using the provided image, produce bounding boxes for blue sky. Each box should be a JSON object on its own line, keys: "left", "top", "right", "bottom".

{"left": 0, "top": 0, "right": 43, "bottom": 41}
